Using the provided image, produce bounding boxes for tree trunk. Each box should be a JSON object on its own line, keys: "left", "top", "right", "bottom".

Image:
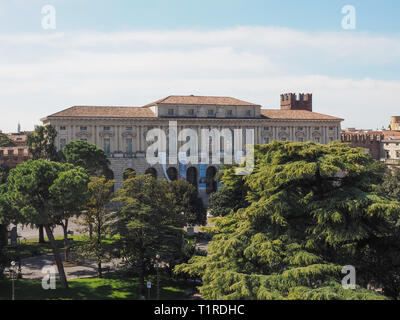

{"left": 38, "top": 225, "right": 45, "bottom": 243}
{"left": 139, "top": 266, "right": 145, "bottom": 297}
{"left": 44, "top": 224, "right": 68, "bottom": 289}
{"left": 61, "top": 219, "right": 70, "bottom": 262}
{"left": 89, "top": 224, "right": 93, "bottom": 240}
{"left": 98, "top": 262, "right": 102, "bottom": 278}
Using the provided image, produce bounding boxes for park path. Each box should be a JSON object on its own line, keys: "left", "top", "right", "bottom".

{"left": 10, "top": 220, "right": 84, "bottom": 240}
{"left": 9, "top": 219, "right": 213, "bottom": 281}
{"left": 19, "top": 253, "right": 122, "bottom": 280}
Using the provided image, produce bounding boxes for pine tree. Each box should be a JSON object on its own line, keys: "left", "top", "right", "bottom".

{"left": 176, "top": 141, "right": 400, "bottom": 300}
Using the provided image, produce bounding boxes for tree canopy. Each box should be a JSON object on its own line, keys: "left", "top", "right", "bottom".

{"left": 26, "top": 125, "right": 58, "bottom": 161}
{"left": 60, "top": 140, "right": 111, "bottom": 177}
{"left": 168, "top": 179, "right": 207, "bottom": 226}
{"left": 176, "top": 141, "right": 400, "bottom": 300}
{"left": 0, "top": 133, "right": 16, "bottom": 148}
{"left": 6, "top": 160, "right": 89, "bottom": 288}
{"left": 112, "top": 174, "right": 186, "bottom": 295}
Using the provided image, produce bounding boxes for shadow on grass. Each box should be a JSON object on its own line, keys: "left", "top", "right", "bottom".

{"left": 0, "top": 273, "right": 194, "bottom": 300}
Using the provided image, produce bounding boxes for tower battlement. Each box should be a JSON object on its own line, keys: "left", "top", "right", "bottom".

{"left": 280, "top": 93, "right": 312, "bottom": 111}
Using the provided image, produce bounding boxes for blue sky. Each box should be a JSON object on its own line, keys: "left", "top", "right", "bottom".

{"left": 1, "top": 0, "right": 399, "bottom": 34}
{"left": 0, "top": 0, "right": 399, "bottom": 131}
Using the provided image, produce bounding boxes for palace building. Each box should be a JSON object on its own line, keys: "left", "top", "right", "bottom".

{"left": 41, "top": 93, "right": 343, "bottom": 201}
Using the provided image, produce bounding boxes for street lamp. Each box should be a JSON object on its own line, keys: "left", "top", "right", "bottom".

{"left": 155, "top": 254, "right": 160, "bottom": 300}
{"left": 9, "top": 261, "right": 16, "bottom": 301}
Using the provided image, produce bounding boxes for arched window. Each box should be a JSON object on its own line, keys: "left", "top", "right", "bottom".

{"left": 167, "top": 167, "right": 178, "bottom": 181}
{"left": 145, "top": 167, "right": 157, "bottom": 178}
{"left": 186, "top": 167, "right": 198, "bottom": 188}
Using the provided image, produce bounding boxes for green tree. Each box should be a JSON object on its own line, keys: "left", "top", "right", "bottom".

{"left": 168, "top": 180, "right": 207, "bottom": 226}
{"left": 50, "top": 168, "right": 90, "bottom": 262}
{"left": 26, "top": 125, "right": 58, "bottom": 161}
{"left": 79, "top": 176, "right": 114, "bottom": 278}
{"left": 208, "top": 167, "right": 249, "bottom": 217}
{"left": 0, "top": 133, "right": 15, "bottom": 147}
{"left": 7, "top": 160, "right": 89, "bottom": 289}
{"left": 0, "top": 166, "right": 9, "bottom": 185}
{"left": 60, "top": 140, "right": 111, "bottom": 177}
{"left": 0, "top": 183, "right": 10, "bottom": 277}
{"left": 61, "top": 140, "right": 112, "bottom": 240}
{"left": 112, "top": 174, "right": 186, "bottom": 296}
{"left": 26, "top": 125, "right": 58, "bottom": 242}
{"left": 176, "top": 141, "right": 400, "bottom": 300}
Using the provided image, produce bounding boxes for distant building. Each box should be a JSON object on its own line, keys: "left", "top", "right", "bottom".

{"left": 390, "top": 116, "right": 400, "bottom": 131}
{"left": 41, "top": 93, "right": 343, "bottom": 195}
{"left": 341, "top": 129, "right": 400, "bottom": 166}
{"left": 0, "top": 128, "right": 30, "bottom": 168}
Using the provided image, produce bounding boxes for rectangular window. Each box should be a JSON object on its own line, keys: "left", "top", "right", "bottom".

{"left": 298, "top": 127, "right": 304, "bottom": 131}
{"left": 298, "top": 138, "right": 304, "bottom": 142}
{"left": 329, "top": 127, "right": 335, "bottom": 131}
{"left": 263, "top": 127, "right": 270, "bottom": 131}
{"left": 246, "top": 110, "right": 251, "bottom": 117}
{"left": 281, "top": 137, "right": 287, "bottom": 141}
{"left": 168, "top": 109, "right": 174, "bottom": 116}
{"left": 264, "top": 137, "right": 270, "bottom": 144}
{"left": 126, "top": 126, "right": 133, "bottom": 131}
{"left": 314, "top": 127, "right": 320, "bottom": 131}
{"left": 188, "top": 109, "right": 195, "bottom": 116}
{"left": 80, "top": 138, "right": 87, "bottom": 142}
{"left": 226, "top": 110, "right": 233, "bottom": 117}
{"left": 104, "top": 138, "right": 111, "bottom": 154}
{"left": 397, "top": 151, "right": 400, "bottom": 158}
{"left": 80, "top": 126, "right": 87, "bottom": 131}
{"left": 315, "top": 137, "right": 320, "bottom": 143}
{"left": 208, "top": 110, "right": 214, "bottom": 116}
{"left": 281, "top": 127, "right": 287, "bottom": 131}
{"left": 126, "top": 138, "right": 133, "bottom": 153}
{"left": 60, "top": 126, "right": 66, "bottom": 131}
{"left": 104, "top": 126, "right": 111, "bottom": 131}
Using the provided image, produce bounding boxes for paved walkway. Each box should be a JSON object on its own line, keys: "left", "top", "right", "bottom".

{"left": 19, "top": 253, "right": 122, "bottom": 280}
{"left": 11, "top": 221, "right": 84, "bottom": 240}
{"left": 9, "top": 219, "right": 214, "bottom": 281}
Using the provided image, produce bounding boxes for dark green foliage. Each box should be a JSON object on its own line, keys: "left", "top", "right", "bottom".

{"left": 60, "top": 140, "right": 111, "bottom": 177}
{"left": 112, "top": 174, "right": 187, "bottom": 295}
{"left": 176, "top": 141, "right": 399, "bottom": 300}
{"left": 168, "top": 179, "right": 207, "bottom": 226}
{"left": 6, "top": 160, "right": 90, "bottom": 288}
{"left": 209, "top": 167, "right": 249, "bottom": 217}
{"left": 0, "top": 133, "right": 15, "bottom": 147}
{"left": 26, "top": 125, "right": 58, "bottom": 161}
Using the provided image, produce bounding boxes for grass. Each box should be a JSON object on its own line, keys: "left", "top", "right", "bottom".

{"left": 5, "top": 235, "right": 119, "bottom": 260}
{"left": 0, "top": 273, "right": 195, "bottom": 300}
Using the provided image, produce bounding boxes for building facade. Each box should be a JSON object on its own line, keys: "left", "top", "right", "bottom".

{"left": 341, "top": 129, "right": 400, "bottom": 167}
{"left": 41, "top": 93, "right": 343, "bottom": 196}
{"left": 0, "top": 130, "right": 30, "bottom": 168}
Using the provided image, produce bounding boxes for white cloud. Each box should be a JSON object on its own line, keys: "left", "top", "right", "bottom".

{"left": 0, "top": 26, "right": 399, "bottom": 132}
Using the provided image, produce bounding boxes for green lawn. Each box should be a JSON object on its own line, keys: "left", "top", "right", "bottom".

{"left": 0, "top": 273, "right": 196, "bottom": 300}
{"left": 5, "top": 235, "right": 119, "bottom": 260}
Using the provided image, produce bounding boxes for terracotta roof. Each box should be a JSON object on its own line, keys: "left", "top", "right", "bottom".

{"left": 48, "top": 106, "right": 156, "bottom": 118}
{"left": 261, "top": 109, "right": 343, "bottom": 120}
{"left": 142, "top": 95, "right": 260, "bottom": 107}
